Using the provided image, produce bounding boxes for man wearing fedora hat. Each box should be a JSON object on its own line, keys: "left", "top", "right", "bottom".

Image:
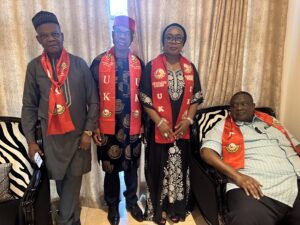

{"left": 90, "top": 15, "right": 144, "bottom": 225}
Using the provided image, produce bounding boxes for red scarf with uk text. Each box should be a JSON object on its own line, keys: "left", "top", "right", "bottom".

{"left": 151, "top": 54, "right": 194, "bottom": 143}
{"left": 98, "top": 47, "right": 142, "bottom": 135}
{"left": 41, "top": 48, "right": 75, "bottom": 135}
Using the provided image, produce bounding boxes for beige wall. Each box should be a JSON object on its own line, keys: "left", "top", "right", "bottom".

{"left": 280, "top": 0, "right": 300, "bottom": 140}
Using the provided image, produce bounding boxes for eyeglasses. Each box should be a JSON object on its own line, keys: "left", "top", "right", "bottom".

{"left": 113, "top": 28, "right": 132, "bottom": 38}
{"left": 165, "top": 35, "right": 184, "bottom": 44}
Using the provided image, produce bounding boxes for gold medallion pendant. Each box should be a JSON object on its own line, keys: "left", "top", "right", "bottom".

{"left": 133, "top": 110, "right": 140, "bottom": 118}
{"left": 226, "top": 143, "right": 239, "bottom": 153}
{"left": 53, "top": 104, "right": 65, "bottom": 115}
{"left": 154, "top": 68, "right": 166, "bottom": 79}
{"left": 102, "top": 109, "right": 112, "bottom": 117}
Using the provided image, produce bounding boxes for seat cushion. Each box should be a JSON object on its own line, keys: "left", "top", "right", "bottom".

{"left": 0, "top": 163, "right": 15, "bottom": 202}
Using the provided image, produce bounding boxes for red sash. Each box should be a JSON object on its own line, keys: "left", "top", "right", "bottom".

{"left": 151, "top": 54, "right": 194, "bottom": 143}
{"left": 222, "top": 111, "right": 300, "bottom": 169}
{"left": 41, "top": 48, "right": 75, "bottom": 135}
{"left": 98, "top": 47, "right": 142, "bottom": 135}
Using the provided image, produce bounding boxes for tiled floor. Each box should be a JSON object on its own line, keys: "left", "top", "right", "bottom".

{"left": 80, "top": 205, "right": 208, "bottom": 225}
{"left": 52, "top": 171, "right": 209, "bottom": 225}
{"left": 79, "top": 171, "right": 208, "bottom": 225}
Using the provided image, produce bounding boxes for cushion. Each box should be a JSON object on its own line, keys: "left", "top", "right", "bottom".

{"left": 197, "top": 106, "right": 230, "bottom": 144}
{"left": 0, "top": 163, "right": 15, "bottom": 202}
{"left": 197, "top": 106, "right": 276, "bottom": 145}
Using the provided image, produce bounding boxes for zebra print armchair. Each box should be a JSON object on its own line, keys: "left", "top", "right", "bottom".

{"left": 189, "top": 105, "right": 276, "bottom": 225}
{"left": 0, "top": 116, "right": 51, "bottom": 225}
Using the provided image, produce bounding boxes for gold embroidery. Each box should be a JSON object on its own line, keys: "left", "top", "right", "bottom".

{"left": 152, "top": 81, "right": 167, "bottom": 88}
{"left": 139, "top": 92, "right": 153, "bottom": 106}
{"left": 133, "top": 110, "right": 140, "bottom": 118}
{"left": 108, "top": 145, "right": 122, "bottom": 159}
{"left": 53, "top": 104, "right": 65, "bottom": 115}
{"left": 125, "top": 145, "right": 131, "bottom": 159}
{"left": 102, "top": 109, "right": 112, "bottom": 117}
{"left": 116, "top": 129, "right": 126, "bottom": 143}
{"left": 61, "top": 62, "right": 67, "bottom": 71}
{"left": 123, "top": 114, "right": 130, "bottom": 129}
{"left": 183, "top": 63, "right": 192, "bottom": 73}
{"left": 131, "top": 55, "right": 136, "bottom": 63}
{"left": 226, "top": 143, "right": 239, "bottom": 153}
{"left": 116, "top": 99, "right": 124, "bottom": 113}
{"left": 154, "top": 68, "right": 166, "bottom": 79}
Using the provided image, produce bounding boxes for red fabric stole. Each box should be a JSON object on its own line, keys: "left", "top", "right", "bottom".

{"left": 98, "top": 47, "right": 142, "bottom": 135}
{"left": 222, "top": 111, "right": 299, "bottom": 169}
{"left": 40, "top": 48, "right": 75, "bottom": 135}
{"left": 151, "top": 54, "right": 194, "bottom": 143}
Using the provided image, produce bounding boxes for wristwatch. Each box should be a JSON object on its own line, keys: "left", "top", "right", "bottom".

{"left": 83, "top": 130, "right": 93, "bottom": 137}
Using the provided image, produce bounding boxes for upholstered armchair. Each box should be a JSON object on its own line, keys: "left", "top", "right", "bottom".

{"left": 190, "top": 106, "right": 276, "bottom": 225}
{"left": 0, "top": 116, "right": 51, "bottom": 225}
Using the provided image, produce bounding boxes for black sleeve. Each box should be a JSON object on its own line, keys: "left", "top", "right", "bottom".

{"left": 191, "top": 63, "right": 204, "bottom": 105}
{"left": 138, "top": 62, "right": 154, "bottom": 109}
{"left": 90, "top": 53, "right": 105, "bottom": 91}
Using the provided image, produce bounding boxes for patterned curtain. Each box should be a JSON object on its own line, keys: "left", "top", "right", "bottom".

{"left": 0, "top": 0, "right": 289, "bottom": 208}
{"left": 128, "top": 0, "right": 288, "bottom": 114}
{"left": 0, "top": 0, "right": 111, "bottom": 208}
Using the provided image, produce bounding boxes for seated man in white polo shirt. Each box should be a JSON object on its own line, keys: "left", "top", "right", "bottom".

{"left": 201, "top": 91, "right": 300, "bottom": 225}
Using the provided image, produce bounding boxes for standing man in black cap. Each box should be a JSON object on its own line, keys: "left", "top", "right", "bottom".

{"left": 90, "top": 15, "right": 144, "bottom": 225}
{"left": 21, "top": 11, "right": 99, "bottom": 225}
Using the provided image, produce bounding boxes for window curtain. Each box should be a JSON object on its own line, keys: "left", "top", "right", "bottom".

{"left": 128, "top": 0, "right": 288, "bottom": 114}
{"left": 0, "top": 0, "right": 111, "bottom": 208}
{"left": 0, "top": 0, "right": 111, "bottom": 117}
{"left": 0, "top": 0, "right": 289, "bottom": 209}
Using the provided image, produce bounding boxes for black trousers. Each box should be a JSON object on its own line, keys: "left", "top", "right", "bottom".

{"left": 227, "top": 180, "right": 300, "bottom": 225}
{"left": 104, "top": 162, "right": 138, "bottom": 207}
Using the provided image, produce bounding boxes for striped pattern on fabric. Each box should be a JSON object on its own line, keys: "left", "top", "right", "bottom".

{"left": 0, "top": 117, "right": 33, "bottom": 198}
{"left": 196, "top": 106, "right": 276, "bottom": 145}
{"left": 197, "top": 106, "right": 230, "bottom": 144}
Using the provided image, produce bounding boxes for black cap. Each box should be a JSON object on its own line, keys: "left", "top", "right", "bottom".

{"left": 32, "top": 11, "right": 60, "bottom": 29}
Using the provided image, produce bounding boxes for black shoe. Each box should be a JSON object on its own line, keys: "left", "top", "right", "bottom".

{"left": 157, "top": 218, "right": 166, "bottom": 225}
{"left": 170, "top": 214, "right": 180, "bottom": 223}
{"left": 127, "top": 203, "right": 144, "bottom": 222}
{"left": 108, "top": 205, "right": 120, "bottom": 225}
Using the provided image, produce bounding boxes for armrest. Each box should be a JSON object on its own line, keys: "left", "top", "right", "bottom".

{"left": 20, "top": 166, "right": 44, "bottom": 224}
{"left": 20, "top": 120, "right": 46, "bottom": 224}
{"left": 206, "top": 165, "right": 228, "bottom": 185}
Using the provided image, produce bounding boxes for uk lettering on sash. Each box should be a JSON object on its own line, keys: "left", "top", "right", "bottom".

{"left": 151, "top": 54, "right": 194, "bottom": 143}
{"left": 41, "top": 48, "right": 75, "bottom": 135}
{"left": 98, "top": 47, "right": 142, "bottom": 135}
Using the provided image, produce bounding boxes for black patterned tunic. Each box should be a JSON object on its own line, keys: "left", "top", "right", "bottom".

{"left": 90, "top": 53, "right": 145, "bottom": 172}
{"left": 138, "top": 60, "right": 203, "bottom": 223}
